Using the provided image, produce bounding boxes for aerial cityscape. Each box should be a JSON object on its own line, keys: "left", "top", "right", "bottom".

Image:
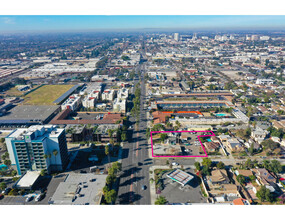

{"left": 1, "top": 15, "right": 285, "bottom": 206}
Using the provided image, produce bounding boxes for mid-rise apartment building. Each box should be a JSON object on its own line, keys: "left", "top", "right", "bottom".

{"left": 5, "top": 125, "right": 69, "bottom": 175}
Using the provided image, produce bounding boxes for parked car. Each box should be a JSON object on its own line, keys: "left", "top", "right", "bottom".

{"left": 0, "top": 194, "right": 4, "bottom": 200}
{"left": 35, "top": 193, "right": 45, "bottom": 202}
{"left": 26, "top": 195, "right": 34, "bottom": 202}
{"left": 2, "top": 188, "right": 11, "bottom": 195}
{"left": 172, "top": 162, "right": 179, "bottom": 166}
{"left": 141, "top": 185, "right": 147, "bottom": 190}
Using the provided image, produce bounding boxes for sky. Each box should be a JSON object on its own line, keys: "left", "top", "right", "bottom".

{"left": 0, "top": 16, "right": 285, "bottom": 33}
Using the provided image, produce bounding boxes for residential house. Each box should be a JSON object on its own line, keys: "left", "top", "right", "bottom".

{"left": 204, "top": 142, "right": 220, "bottom": 152}
{"left": 209, "top": 169, "right": 230, "bottom": 185}
{"left": 226, "top": 138, "right": 244, "bottom": 152}
{"left": 251, "top": 127, "right": 268, "bottom": 144}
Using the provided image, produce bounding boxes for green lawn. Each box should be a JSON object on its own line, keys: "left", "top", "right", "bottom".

{"left": 23, "top": 84, "right": 74, "bottom": 105}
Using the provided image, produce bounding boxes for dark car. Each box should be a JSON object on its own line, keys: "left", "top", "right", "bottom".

{"left": 0, "top": 194, "right": 4, "bottom": 200}
{"left": 137, "top": 162, "right": 143, "bottom": 166}
{"left": 80, "top": 170, "right": 87, "bottom": 174}
{"left": 141, "top": 185, "right": 147, "bottom": 190}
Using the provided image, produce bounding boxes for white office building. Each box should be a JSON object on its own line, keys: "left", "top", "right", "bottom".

{"left": 174, "top": 33, "right": 179, "bottom": 41}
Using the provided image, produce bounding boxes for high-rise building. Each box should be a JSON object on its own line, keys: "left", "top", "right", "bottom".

{"left": 5, "top": 125, "right": 69, "bottom": 175}
{"left": 251, "top": 35, "right": 259, "bottom": 41}
{"left": 192, "top": 33, "right": 197, "bottom": 40}
{"left": 174, "top": 33, "right": 179, "bottom": 41}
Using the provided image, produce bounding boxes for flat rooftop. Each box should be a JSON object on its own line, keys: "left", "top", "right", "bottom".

{"left": 167, "top": 169, "right": 195, "bottom": 186}
{"left": 0, "top": 105, "right": 60, "bottom": 124}
{"left": 16, "top": 171, "right": 41, "bottom": 189}
{"left": 49, "top": 173, "right": 107, "bottom": 205}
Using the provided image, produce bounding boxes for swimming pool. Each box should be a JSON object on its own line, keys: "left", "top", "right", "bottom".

{"left": 207, "top": 139, "right": 212, "bottom": 142}
{"left": 0, "top": 164, "right": 8, "bottom": 170}
{"left": 216, "top": 113, "right": 226, "bottom": 117}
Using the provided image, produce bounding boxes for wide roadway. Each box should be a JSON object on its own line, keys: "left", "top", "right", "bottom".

{"left": 117, "top": 64, "right": 152, "bottom": 205}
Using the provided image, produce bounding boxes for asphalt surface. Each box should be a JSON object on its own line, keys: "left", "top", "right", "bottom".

{"left": 117, "top": 64, "right": 152, "bottom": 205}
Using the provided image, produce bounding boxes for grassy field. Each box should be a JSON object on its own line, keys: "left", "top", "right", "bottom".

{"left": 3, "top": 86, "right": 30, "bottom": 97}
{"left": 23, "top": 84, "right": 74, "bottom": 105}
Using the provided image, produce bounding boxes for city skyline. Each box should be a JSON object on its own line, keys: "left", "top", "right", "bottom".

{"left": 1, "top": 15, "right": 285, "bottom": 33}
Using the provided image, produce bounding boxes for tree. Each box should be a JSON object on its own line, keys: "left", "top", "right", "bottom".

{"left": 202, "top": 158, "right": 212, "bottom": 168}
{"left": 160, "top": 133, "right": 168, "bottom": 142}
{"left": 103, "top": 186, "right": 109, "bottom": 195}
{"left": 270, "top": 160, "right": 282, "bottom": 174}
{"left": 249, "top": 175, "right": 256, "bottom": 182}
{"left": 106, "top": 174, "right": 116, "bottom": 185}
{"left": 248, "top": 144, "right": 254, "bottom": 156}
{"left": 108, "top": 129, "right": 115, "bottom": 146}
{"left": 40, "top": 169, "right": 46, "bottom": 176}
{"left": 0, "top": 182, "right": 7, "bottom": 190}
{"left": 236, "top": 175, "right": 246, "bottom": 185}
{"left": 256, "top": 185, "right": 273, "bottom": 202}
{"left": 111, "top": 162, "right": 122, "bottom": 174}
{"left": 11, "top": 170, "right": 18, "bottom": 177}
{"left": 244, "top": 159, "right": 253, "bottom": 169}
{"left": 105, "top": 144, "right": 110, "bottom": 164}
{"left": 4, "top": 159, "right": 11, "bottom": 166}
{"left": 155, "top": 196, "right": 167, "bottom": 205}
{"left": 105, "top": 189, "right": 117, "bottom": 204}
{"left": 52, "top": 150, "right": 58, "bottom": 165}
{"left": 194, "top": 162, "right": 201, "bottom": 171}
{"left": 216, "top": 161, "right": 225, "bottom": 170}
{"left": 121, "top": 132, "right": 127, "bottom": 142}
{"left": 175, "top": 120, "right": 181, "bottom": 128}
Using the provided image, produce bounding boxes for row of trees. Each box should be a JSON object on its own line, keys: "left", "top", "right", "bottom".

{"left": 194, "top": 158, "right": 225, "bottom": 176}
{"left": 131, "top": 84, "right": 141, "bottom": 126}
{"left": 238, "top": 159, "right": 283, "bottom": 174}
{"left": 102, "top": 162, "right": 122, "bottom": 204}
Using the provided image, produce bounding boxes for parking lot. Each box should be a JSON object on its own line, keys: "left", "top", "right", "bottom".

{"left": 160, "top": 168, "right": 206, "bottom": 204}
{"left": 0, "top": 174, "right": 67, "bottom": 205}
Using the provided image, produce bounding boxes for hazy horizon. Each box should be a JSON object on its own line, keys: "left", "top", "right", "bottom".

{"left": 1, "top": 15, "right": 285, "bottom": 34}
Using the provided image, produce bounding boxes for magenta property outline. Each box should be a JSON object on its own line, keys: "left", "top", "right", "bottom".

{"left": 150, "top": 130, "right": 216, "bottom": 158}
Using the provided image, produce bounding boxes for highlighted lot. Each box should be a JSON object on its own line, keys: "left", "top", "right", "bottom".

{"left": 150, "top": 130, "right": 216, "bottom": 158}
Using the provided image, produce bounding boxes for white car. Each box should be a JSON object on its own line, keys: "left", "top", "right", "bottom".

{"left": 26, "top": 195, "right": 34, "bottom": 202}
{"left": 172, "top": 162, "right": 179, "bottom": 166}
{"left": 35, "top": 194, "right": 43, "bottom": 202}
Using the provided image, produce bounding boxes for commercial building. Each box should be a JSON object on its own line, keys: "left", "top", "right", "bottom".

{"left": 65, "top": 124, "right": 88, "bottom": 142}
{"left": 166, "top": 169, "right": 194, "bottom": 186}
{"left": 93, "top": 124, "right": 120, "bottom": 143}
{"left": 49, "top": 173, "right": 107, "bottom": 205}
{"left": 50, "top": 108, "right": 124, "bottom": 125}
{"left": 256, "top": 78, "right": 274, "bottom": 85}
{"left": 155, "top": 100, "right": 234, "bottom": 109}
{"left": 5, "top": 125, "right": 69, "bottom": 175}
{"left": 0, "top": 105, "right": 60, "bottom": 127}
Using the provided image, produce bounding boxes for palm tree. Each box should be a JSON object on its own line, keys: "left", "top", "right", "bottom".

{"left": 105, "top": 144, "right": 110, "bottom": 164}
{"left": 52, "top": 150, "right": 58, "bottom": 167}
{"left": 107, "top": 129, "right": 115, "bottom": 146}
